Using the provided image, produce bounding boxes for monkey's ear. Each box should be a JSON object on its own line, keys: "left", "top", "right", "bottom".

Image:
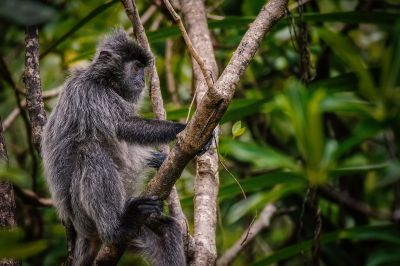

{"left": 98, "top": 49, "right": 113, "bottom": 61}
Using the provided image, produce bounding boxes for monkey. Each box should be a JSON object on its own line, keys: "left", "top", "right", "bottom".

{"left": 41, "top": 28, "right": 200, "bottom": 266}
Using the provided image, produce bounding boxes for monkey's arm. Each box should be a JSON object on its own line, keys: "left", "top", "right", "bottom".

{"left": 117, "top": 117, "right": 185, "bottom": 145}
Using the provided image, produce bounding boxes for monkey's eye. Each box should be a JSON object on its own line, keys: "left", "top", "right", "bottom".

{"left": 132, "top": 60, "right": 144, "bottom": 73}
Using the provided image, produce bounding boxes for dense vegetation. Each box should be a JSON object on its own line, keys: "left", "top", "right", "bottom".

{"left": 1, "top": 0, "right": 400, "bottom": 265}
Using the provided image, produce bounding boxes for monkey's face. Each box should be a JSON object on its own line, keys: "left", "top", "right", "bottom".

{"left": 121, "top": 59, "right": 146, "bottom": 102}
{"left": 92, "top": 29, "right": 152, "bottom": 102}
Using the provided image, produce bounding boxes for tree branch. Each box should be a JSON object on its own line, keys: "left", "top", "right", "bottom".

{"left": 0, "top": 116, "right": 21, "bottom": 266}
{"left": 12, "top": 186, "right": 53, "bottom": 208}
{"left": 178, "top": 0, "right": 220, "bottom": 264}
{"left": 165, "top": 39, "right": 180, "bottom": 105}
{"left": 217, "top": 204, "right": 276, "bottom": 266}
{"left": 144, "top": 0, "right": 288, "bottom": 199}
{"left": 24, "top": 26, "right": 47, "bottom": 153}
{"left": 163, "top": 0, "right": 214, "bottom": 89}
{"left": 3, "top": 87, "right": 61, "bottom": 131}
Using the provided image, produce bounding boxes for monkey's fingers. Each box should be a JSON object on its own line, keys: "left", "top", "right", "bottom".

{"left": 125, "top": 196, "right": 164, "bottom": 217}
{"left": 197, "top": 131, "right": 215, "bottom": 156}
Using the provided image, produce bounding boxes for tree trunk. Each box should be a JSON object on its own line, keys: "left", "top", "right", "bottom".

{"left": 0, "top": 117, "right": 21, "bottom": 266}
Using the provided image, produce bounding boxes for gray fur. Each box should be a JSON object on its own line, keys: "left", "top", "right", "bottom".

{"left": 42, "top": 29, "right": 185, "bottom": 266}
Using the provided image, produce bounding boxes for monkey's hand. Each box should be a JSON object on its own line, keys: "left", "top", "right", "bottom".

{"left": 146, "top": 152, "right": 167, "bottom": 169}
{"left": 196, "top": 131, "right": 215, "bottom": 156}
{"left": 121, "top": 196, "right": 163, "bottom": 234}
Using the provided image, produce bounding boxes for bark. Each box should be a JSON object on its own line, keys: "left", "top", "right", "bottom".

{"left": 0, "top": 117, "right": 21, "bottom": 266}
{"left": 24, "top": 26, "right": 47, "bottom": 153}
{"left": 179, "top": 0, "right": 220, "bottom": 264}
{"left": 144, "top": 0, "right": 288, "bottom": 199}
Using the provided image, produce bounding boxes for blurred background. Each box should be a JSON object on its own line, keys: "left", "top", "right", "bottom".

{"left": 1, "top": 0, "right": 400, "bottom": 265}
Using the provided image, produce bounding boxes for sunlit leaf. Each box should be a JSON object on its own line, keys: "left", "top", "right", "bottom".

{"left": 219, "top": 138, "right": 299, "bottom": 170}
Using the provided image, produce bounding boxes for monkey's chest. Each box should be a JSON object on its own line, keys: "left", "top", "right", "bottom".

{"left": 117, "top": 141, "right": 153, "bottom": 197}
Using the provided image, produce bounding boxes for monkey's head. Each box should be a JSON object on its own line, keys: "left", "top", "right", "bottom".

{"left": 90, "top": 28, "right": 152, "bottom": 102}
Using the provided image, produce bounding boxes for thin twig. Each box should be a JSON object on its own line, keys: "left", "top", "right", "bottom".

{"left": 3, "top": 87, "right": 62, "bottom": 131}
{"left": 149, "top": 13, "right": 164, "bottom": 31}
{"left": 163, "top": 0, "right": 214, "bottom": 89}
{"left": 13, "top": 186, "right": 53, "bottom": 207}
{"left": 216, "top": 204, "right": 276, "bottom": 266}
{"left": 165, "top": 39, "right": 180, "bottom": 105}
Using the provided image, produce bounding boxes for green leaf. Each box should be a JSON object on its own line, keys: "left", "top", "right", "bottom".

{"left": 318, "top": 28, "right": 376, "bottom": 101}
{"left": 232, "top": 121, "right": 242, "bottom": 136}
{"left": 301, "top": 11, "right": 398, "bottom": 25}
{"left": 333, "top": 119, "right": 384, "bottom": 159}
{"left": 180, "top": 172, "right": 305, "bottom": 207}
{"left": 0, "top": 166, "right": 31, "bottom": 188}
{"left": 232, "top": 121, "right": 246, "bottom": 139}
{"left": 222, "top": 98, "right": 270, "bottom": 123}
{"left": 0, "top": 0, "right": 57, "bottom": 26}
{"left": 321, "top": 92, "right": 373, "bottom": 115}
{"left": 0, "top": 229, "right": 47, "bottom": 259}
{"left": 331, "top": 163, "right": 389, "bottom": 176}
{"left": 367, "top": 248, "right": 400, "bottom": 266}
{"left": 218, "top": 172, "right": 305, "bottom": 202}
{"left": 227, "top": 183, "right": 303, "bottom": 223}
{"left": 41, "top": 0, "right": 119, "bottom": 57}
{"left": 219, "top": 138, "right": 299, "bottom": 171}
{"left": 252, "top": 224, "right": 400, "bottom": 266}
{"left": 149, "top": 11, "right": 398, "bottom": 43}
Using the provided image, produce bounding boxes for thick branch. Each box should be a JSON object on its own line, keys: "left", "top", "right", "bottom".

{"left": 217, "top": 205, "right": 276, "bottom": 266}
{"left": 179, "top": 0, "right": 220, "bottom": 265}
{"left": 145, "top": 0, "right": 288, "bottom": 198}
{"left": 24, "top": 26, "right": 47, "bottom": 153}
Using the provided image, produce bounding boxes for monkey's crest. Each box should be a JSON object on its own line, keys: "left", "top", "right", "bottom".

{"left": 96, "top": 28, "right": 152, "bottom": 67}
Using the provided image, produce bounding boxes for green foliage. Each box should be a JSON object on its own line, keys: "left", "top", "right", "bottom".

{"left": 0, "top": 0, "right": 399, "bottom": 265}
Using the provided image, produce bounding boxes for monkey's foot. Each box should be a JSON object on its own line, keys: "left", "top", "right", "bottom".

{"left": 122, "top": 196, "right": 163, "bottom": 230}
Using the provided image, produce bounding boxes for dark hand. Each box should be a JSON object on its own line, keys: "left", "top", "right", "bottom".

{"left": 146, "top": 152, "right": 167, "bottom": 169}
{"left": 121, "top": 196, "right": 163, "bottom": 233}
{"left": 196, "top": 132, "right": 214, "bottom": 156}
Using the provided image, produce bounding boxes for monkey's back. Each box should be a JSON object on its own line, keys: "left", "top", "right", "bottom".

{"left": 42, "top": 70, "right": 152, "bottom": 232}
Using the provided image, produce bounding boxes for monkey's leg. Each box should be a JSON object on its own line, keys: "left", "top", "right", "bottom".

{"left": 72, "top": 236, "right": 98, "bottom": 266}
{"left": 76, "top": 147, "right": 128, "bottom": 242}
{"left": 130, "top": 215, "right": 185, "bottom": 266}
